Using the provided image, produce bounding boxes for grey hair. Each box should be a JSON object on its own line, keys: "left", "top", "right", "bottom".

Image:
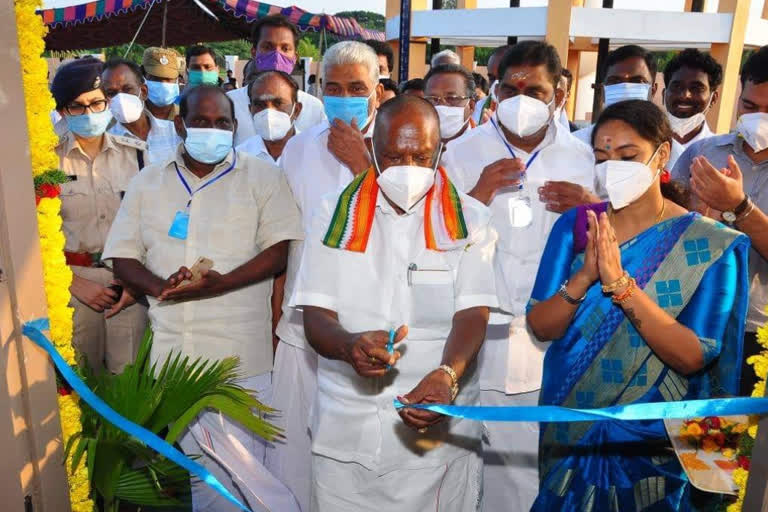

{"left": 431, "top": 49, "right": 461, "bottom": 68}
{"left": 322, "top": 41, "right": 379, "bottom": 88}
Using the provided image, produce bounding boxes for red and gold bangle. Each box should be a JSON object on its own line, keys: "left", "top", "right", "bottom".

{"left": 602, "top": 271, "right": 630, "bottom": 294}
{"left": 612, "top": 277, "right": 637, "bottom": 305}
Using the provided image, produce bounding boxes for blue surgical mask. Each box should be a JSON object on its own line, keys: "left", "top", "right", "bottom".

{"left": 65, "top": 110, "right": 113, "bottom": 137}
{"left": 323, "top": 91, "right": 374, "bottom": 128}
{"left": 603, "top": 82, "right": 651, "bottom": 108}
{"left": 146, "top": 80, "right": 179, "bottom": 106}
{"left": 183, "top": 123, "right": 233, "bottom": 164}
{"left": 188, "top": 69, "right": 219, "bottom": 87}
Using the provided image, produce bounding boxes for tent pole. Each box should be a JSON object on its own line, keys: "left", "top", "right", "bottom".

{"left": 123, "top": 0, "right": 155, "bottom": 58}
{"left": 161, "top": 0, "right": 168, "bottom": 47}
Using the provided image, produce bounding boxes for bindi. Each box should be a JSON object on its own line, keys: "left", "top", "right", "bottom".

{"left": 598, "top": 136, "right": 612, "bottom": 151}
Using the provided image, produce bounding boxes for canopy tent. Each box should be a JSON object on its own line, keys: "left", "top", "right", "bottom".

{"left": 39, "top": 0, "right": 384, "bottom": 51}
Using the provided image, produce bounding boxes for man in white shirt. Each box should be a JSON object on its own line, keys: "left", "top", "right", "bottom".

{"left": 102, "top": 58, "right": 181, "bottom": 165}
{"left": 102, "top": 85, "right": 303, "bottom": 512}
{"left": 662, "top": 48, "right": 721, "bottom": 168}
{"left": 294, "top": 95, "right": 497, "bottom": 511}
{"left": 441, "top": 41, "right": 597, "bottom": 512}
{"left": 471, "top": 45, "right": 510, "bottom": 125}
{"left": 236, "top": 70, "right": 303, "bottom": 165}
{"left": 229, "top": 15, "right": 325, "bottom": 146}
{"left": 572, "top": 44, "right": 658, "bottom": 146}
{"left": 267, "top": 40, "right": 384, "bottom": 512}
{"left": 424, "top": 64, "right": 477, "bottom": 145}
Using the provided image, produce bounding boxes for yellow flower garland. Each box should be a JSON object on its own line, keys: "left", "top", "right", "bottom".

{"left": 727, "top": 325, "right": 768, "bottom": 512}
{"left": 14, "top": 0, "right": 94, "bottom": 510}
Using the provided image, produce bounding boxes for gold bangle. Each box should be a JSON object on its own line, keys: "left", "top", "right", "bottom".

{"left": 437, "top": 365, "right": 459, "bottom": 401}
{"left": 612, "top": 278, "right": 637, "bottom": 305}
{"left": 602, "top": 271, "right": 630, "bottom": 294}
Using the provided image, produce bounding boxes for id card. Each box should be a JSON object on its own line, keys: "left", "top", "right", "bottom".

{"left": 168, "top": 210, "right": 190, "bottom": 240}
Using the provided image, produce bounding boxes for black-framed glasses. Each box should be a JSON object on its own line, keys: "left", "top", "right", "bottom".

{"left": 64, "top": 99, "right": 109, "bottom": 116}
{"left": 424, "top": 95, "right": 472, "bottom": 107}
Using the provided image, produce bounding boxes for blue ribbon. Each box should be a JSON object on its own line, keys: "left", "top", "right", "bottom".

{"left": 22, "top": 319, "right": 252, "bottom": 512}
{"left": 394, "top": 397, "right": 768, "bottom": 422}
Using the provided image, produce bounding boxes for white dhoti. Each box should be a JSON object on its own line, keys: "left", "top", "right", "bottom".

{"left": 178, "top": 373, "right": 300, "bottom": 512}
{"left": 480, "top": 388, "right": 540, "bottom": 512}
{"left": 265, "top": 341, "right": 317, "bottom": 512}
{"left": 311, "top": 452, "right": 482, "bottom": 512}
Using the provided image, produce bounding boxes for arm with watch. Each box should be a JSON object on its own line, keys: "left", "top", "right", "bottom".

{"left": 690, "top": 155, "right": 768, "bottom": 261}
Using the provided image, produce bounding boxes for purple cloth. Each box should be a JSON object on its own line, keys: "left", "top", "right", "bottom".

{"left": 573, "top": 202, "right": 609, "bottom": 253}
{"left": 255, "top": 50, "right": 297, "bottom": 74}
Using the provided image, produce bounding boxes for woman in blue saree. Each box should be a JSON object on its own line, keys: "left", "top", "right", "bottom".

{"left": 527, "top": 100, "right": 750, "bottom": 511}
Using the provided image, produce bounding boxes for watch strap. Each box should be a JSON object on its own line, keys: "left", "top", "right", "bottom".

{"left": 733, "top": 195, "right": 751, "bottom": 216}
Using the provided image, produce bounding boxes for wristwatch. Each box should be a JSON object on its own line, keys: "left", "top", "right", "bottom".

{"left": 722, "top": 195, "right": 751, "bottom": 224}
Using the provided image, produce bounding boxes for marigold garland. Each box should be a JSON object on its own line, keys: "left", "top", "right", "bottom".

{"left": 14, "top": 0, "right": 94, "bottom": 510}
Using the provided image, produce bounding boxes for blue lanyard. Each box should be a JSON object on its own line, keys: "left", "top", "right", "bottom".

{"left": 174, "top": 153, "right": 238, "bottom": 208}
{"left": 489, "top": 117, "right": 541, "bottom": 169}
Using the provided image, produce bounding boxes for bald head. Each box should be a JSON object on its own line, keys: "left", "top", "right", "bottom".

{"left": 373, "top": 95, "right": 441, "bottom": 171}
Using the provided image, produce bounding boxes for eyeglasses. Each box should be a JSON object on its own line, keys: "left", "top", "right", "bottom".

{"left": 424, "top": 95, "right": 472, "bottom": 107}
{"left": 64, "top": 99, "right": 109, "bottom": 116}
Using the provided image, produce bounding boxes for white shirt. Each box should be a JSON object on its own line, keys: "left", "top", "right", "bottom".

{"left": 572, "top": 124, "right": 593, "bottom": 146}
{"left": 236, "top": 129, "right": 300, "bottom": 166}
{"left": 291, "top": 191, "right": 497, "bottom": 472}
{"left": 442, "top": 118, "right": 597, "bottom": 395}
{"left": 669, "top": 122, "right": 713, "bottom": 169}
{"left": 276, "top": 121, "right": 358, "bottom": 350}
{"left": 229, "top": 86, "right": 327, "bottom": 146}
{"left": 102, "top": 148, "right": 304, "bottom": 377}
{"left": 108, "top": 111, "right": 181, "bottom": 166}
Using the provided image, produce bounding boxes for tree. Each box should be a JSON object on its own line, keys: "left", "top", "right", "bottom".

{"left": 334, "top": 10, "right": 385, "bottom": 31}
{"left": 297, "top": 37, "right": 321, "bottom": 60}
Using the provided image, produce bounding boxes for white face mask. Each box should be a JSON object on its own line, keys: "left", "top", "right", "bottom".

{"left": 110, "top": 92, "right": 144, "bottom": 124}
{"left": 372, "top": 143, "right": 442, "bottom": 212}
{"left": 252, "top": 106, "right": 294, "bottom": 141}
{"left": 603, "top": 83, "right": 651, "bottom": 108}
{"left": 737, "top": 112, "right": 768, "bottom": 153}
{"left": 596, "top": 146, "right": 662, "bottom": 210}
{"left": 666, "top": 93, "right": 712, "bottom": 138}
{"left": 496, "top": 94, "right": 553, "bottom": 137}
{"left": 490, "top": 80, "right": 499, "bottom": 103}
{"left": 435, "top": 105, "right": 469, "bottom": 140}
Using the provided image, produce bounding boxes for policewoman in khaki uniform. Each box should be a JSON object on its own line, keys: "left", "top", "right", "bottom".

{"left": 51, "top": 57, "right": 148, "bottom": 373}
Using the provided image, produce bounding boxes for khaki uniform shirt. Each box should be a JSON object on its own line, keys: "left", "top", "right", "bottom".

{"left": 56, "top": 132, "right": 146, "bottom": 253}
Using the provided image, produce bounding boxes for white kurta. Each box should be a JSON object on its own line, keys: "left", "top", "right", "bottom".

{"left": 442, "top": 117, "right": 596, "bottom": 511}
{"left": 229, "top": 86, "right": 326, "bottom": 146}
{"left": 266, "top": 120, "right": 359, "bottom": 511}
{"left": 291, "top": 189, "right": 497, "bottom": 510}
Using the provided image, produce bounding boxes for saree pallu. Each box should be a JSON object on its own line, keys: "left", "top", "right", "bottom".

{"left": 528, "top": 207, "right": 750, "bottom": 512}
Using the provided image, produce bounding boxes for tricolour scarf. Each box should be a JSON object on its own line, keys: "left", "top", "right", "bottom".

{"left": 322, "top": 166, "right": 468, "bottom": 253}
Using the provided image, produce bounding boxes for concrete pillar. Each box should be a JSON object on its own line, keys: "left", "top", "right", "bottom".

{"left": 709, "top": 0, "right": 751, "bottom": 133}
{"left": 386, "top": 0, "right": 428, "bottom": 80}
{"left": 456, "top": 0, "right": 477, "bottom": 71}
{"left": 566, "top": 47, "right": 581, "bottom": 121}
{"left": 546, "top": 0, "right": 575, "bottom": 67}
{"left": 0, "top": 0, "right": 71, "bottom": 508}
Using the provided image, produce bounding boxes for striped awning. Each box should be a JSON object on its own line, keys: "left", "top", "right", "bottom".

{"left": 39, "top": 0, "right": 384, "bottom": 41}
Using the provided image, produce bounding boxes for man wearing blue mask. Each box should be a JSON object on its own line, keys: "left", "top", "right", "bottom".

{"left": 103, "top": 58, "right": 181, "bottom": 165}
{"left": 573, "top": 44, "right": 658, "bottom": 146}
{"left": 270, "top": 40, "right": 383, "bottom": 511}
{"left": 51, "top": 57, "right": 149, "bottom": 375}
{"left": 185, "top": 45, "right": 221, "bottom": 87}
{"left": 230, "top": 14, "right": 326, "bottom": 146}
{"left": 441, "top": 41, "right": 598, "bottom": 512}
{"left": 293, "top": 94, "right": 496, "bottom": 511}
{"left": 103, "top": 85, "right": 304, "bottom": 512}
{"left": 141, "top": 47, "right": 182, "bottom": 121}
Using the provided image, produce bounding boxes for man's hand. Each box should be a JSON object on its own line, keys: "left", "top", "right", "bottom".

{"left": 397, "top": 369, "right": 454, "bottom": 430}
{"left": 105, "top": 281, "right": 138, "bottom": 318}
{"left": 538, "top": 181, "right": 599, "bottom": 213}
{"left": 327, "top": 119, "right": 371, "bottom": 176}
{"left": 690, "top": 155, "right": 745, "bottom": 213}
{"left": 342, "top": 325, "right": 407, "bottom": 378}
{"left": 469, "top": 158, "right": 525, "bottom": 205}
{"left": 70, "top": 275, "right": 118, "bottom": 312}
{"left": 158, "top": 269, "right": 230, "bottom": 302}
